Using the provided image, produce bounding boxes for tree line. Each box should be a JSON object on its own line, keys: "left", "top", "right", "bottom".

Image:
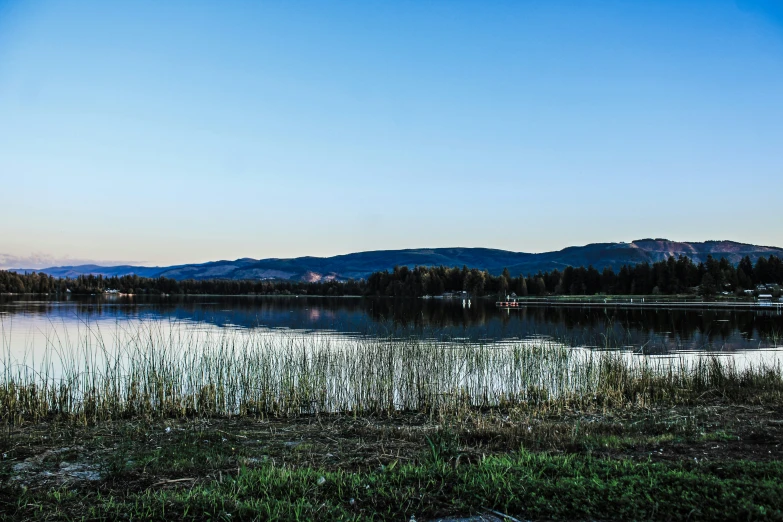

{"left": 1, "top": 254, "right": 782, "bottom": 297}
{"left": 0, "top": 271, "right": 364, "bottom": 296}
{"left": 365, "top": 255, "right": 783, "bottom": 297}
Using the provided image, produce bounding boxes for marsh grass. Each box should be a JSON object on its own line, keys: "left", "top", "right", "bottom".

{"left": 1, "top": 320, "right": 782, "bottom": 425}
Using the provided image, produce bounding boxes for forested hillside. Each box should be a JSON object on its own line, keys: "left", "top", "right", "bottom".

{"left": 2, "top": 255, "right": 782, "bottom": 297}
{"left": 12, "top": 240, "right": 783, "bottom": 282}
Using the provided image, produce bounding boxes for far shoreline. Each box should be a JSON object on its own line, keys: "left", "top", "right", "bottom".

{"left": 2, "top": 292, "right": 781, "bottom": 311}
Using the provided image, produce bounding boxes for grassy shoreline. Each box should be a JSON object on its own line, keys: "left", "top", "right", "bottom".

{"left": 2, "top": 403, "right": 782, "bottom": 521}
{"left": 2, "top": 332, "right": 782, "bottom": 520}
{"left": 3, "top": 331, "right": 782, "bottom": 423}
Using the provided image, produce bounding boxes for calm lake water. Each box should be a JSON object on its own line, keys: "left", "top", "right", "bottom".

{"left": 2, "top": 295, "right": 783, "bottom": 361}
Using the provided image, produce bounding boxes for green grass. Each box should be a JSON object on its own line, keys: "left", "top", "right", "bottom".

{"left": 2, "top": 404, "right": 781, "bottom": 521}
{"left": 4, "top": 450, "right": 781, "bottom": 521}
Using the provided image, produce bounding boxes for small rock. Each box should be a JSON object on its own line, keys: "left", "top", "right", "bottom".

{"left": 68, "top": 470, "right": 102, "bottom": 481}
{"left": 12, "top": 462, "right": 33, "bottom": 473}
{"left": 243, "top": 456, "right": 269, "bottom": 466}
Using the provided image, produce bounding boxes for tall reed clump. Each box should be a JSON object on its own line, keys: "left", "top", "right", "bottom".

{"left": 1, "top": 321, "right": 782, "bottom": 425}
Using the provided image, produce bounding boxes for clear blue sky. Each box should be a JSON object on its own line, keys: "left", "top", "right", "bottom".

{"left": 1, "top": 0, "right": 782, "bottom": 268}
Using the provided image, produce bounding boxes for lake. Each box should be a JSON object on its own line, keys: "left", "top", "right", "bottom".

{"left": 2, "top": 294, "right": 783, "bottom": 360}
{"left": 2, "top": 294, "right": 782, "bottom": 416}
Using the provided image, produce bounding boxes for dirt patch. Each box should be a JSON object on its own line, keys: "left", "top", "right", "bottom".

{"left": 8, "top": 446, "right": 102, "bottom": 488}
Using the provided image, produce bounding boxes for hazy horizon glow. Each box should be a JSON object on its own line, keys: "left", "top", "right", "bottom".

{"left": 1, "top": 0, "right": 782, "bottom": 267}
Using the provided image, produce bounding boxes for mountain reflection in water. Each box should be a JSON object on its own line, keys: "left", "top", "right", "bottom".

{"left": 2, "top": 295, "right": 782, "bottom": 356}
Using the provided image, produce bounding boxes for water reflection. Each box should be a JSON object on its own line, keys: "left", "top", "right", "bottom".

{"left": 1, "top": 295, "right": 782, "bottom": 356}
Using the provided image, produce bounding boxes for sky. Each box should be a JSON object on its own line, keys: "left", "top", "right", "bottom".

{"left": 1, "top": 0, "right": 782, "bottom": 268}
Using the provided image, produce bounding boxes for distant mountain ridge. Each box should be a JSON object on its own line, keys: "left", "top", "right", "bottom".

{"left": 12, "top": 239, "right": 783, "bottom": 282}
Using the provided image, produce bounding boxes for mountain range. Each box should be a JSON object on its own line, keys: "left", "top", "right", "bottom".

{"left": 12, "top": 239, "right": 783, "bottom": 282}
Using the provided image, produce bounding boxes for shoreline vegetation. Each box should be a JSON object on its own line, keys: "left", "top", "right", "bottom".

{"left": 2, "top": 253, "right": 783, "bottom": 299}
{"left": 2, "top": 406, "right": 782, "bottom": 521}
{"left": 3, "top": 329, "right": 782, "bottom": 423}
{"left": 1, "top": 326, "right": 783, "bottom": 520}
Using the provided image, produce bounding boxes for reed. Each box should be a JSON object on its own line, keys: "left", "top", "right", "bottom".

{"left": 1, "top": 320, "right": 781, "bottom": 425}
